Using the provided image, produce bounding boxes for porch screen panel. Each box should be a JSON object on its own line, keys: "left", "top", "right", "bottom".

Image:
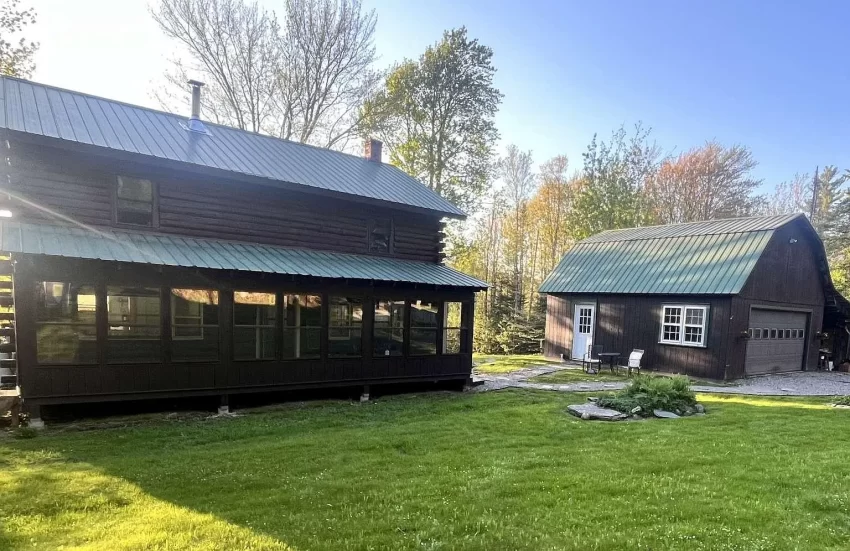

{"left": 374, "top": 299, "right": 405, "bottom": 356}
{"left": 283, "top": 294, "right": 321, "bottom": 359}
{"left": 107, "top": 286, "right": 161, "bottom": 363}
{"left": 234, "top": 292, "right": 276, "bottom": 360}
{"left": 410, "top": 300, "right": 438, "bottom": 355}
{"left": 171, "top": 289, "right": 219, "bottom": 361}
{"left": 443, "top": 301, "right": 465, "bottom": 354}
{"left": 35, "top": 282, "right": 97, "bottom": 364}
{"left": 328, "top": 296, "right": 363, "bottom": 358}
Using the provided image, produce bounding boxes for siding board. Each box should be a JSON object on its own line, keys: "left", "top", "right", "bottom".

{"left": 545, "top": 293, "right": 732, "bottom": 379}
{"left": 5, "top": 143, "right": 444, "bottom": 262}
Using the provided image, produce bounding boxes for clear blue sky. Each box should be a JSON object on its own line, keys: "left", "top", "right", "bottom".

{"left": 368, "top": 0, "right": 849, "bottom": 189}
{"left": 32, "top": 0, "right": 849, "bottom": 190}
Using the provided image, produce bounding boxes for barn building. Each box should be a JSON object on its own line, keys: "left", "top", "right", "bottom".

{"left": 539, "top": 214, "right": 850, "bottom": 379}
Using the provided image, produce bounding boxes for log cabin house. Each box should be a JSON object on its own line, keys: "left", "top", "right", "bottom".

{"left": 0, "top": 77, "right": 486, "bottom": 423}
{"left": 540, "top": 214, "right": 850, "bottom": 379}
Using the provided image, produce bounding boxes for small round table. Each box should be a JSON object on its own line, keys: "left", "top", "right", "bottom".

{"left": 597, "top": 352, "right": 620, "bottom": 373}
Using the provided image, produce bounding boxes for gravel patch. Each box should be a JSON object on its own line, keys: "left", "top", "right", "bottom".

{"left": 472, "top": 364, "right": 850, "bottom": 396}
{"left": 692, "top": 371, "right": 850, "bottom": 396}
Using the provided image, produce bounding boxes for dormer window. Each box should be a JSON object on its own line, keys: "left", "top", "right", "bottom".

{"left": 115, "top": 176, "right": 157, "bottom": 227}
{"left": 368, "top": 219, "right": 393, "bottom": 254}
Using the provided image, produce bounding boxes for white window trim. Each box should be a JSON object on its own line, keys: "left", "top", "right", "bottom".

{"left": 659, "top": 304, "right": 708, "bottom": 347}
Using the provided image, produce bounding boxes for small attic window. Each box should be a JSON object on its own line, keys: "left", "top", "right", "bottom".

{"left": 115, "top": 176, "right": 157, "bottom": 227}
{"left": 368, "top": 219, "right": 393, "bottom": 254}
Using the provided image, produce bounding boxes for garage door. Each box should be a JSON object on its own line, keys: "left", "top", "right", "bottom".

{"left": 745, "top": 309, "right": 808, "bottom": 375}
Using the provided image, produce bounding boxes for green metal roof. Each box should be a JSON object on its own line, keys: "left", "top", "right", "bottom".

{"left": 0, "top": 77, "right": 466, "bottom": 218}
{"left": 0, "top": 221, "right": 487, "bottom": 289}
{"left": 539, "top": 214, "right": 805, "bottom": 295}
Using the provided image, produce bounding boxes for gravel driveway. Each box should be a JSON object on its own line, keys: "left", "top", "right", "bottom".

{"left": 473, "top": 365, "right": 850, "bottom": 396}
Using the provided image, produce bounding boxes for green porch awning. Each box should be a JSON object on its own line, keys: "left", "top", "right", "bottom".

{"left": 0, "top": 221, "right": 487, "bottom": 290}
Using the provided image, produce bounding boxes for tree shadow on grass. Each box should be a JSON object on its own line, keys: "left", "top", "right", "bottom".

{"left": 2, "top": 390, "right": 850, "bottom": 550}
{"left": 0, "top": 447, "right": 294, "bottom": 550}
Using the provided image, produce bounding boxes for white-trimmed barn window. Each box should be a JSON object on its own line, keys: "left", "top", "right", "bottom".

{"left": 660, "top": 305, "right": 708, "bottom": 347}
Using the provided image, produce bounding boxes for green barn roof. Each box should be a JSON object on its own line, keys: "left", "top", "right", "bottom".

{"left": 0, "top": 221, "right": 487, "bottom": 289}
{"left": 539, "top": 213, "right": 804, "bottom": 295}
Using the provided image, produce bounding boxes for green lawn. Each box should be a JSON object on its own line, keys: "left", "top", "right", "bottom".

{"left": 2, "top": 390, "right": 850, "bottom": 550}
{"left": 529, "top": 368, "right": 629, "bottom": 384}
{"left": 473, "top": 353, "right": 560, "bottom": 373}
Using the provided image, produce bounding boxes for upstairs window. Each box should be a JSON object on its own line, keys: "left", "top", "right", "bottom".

{"left": 368, "top": 219, "right": 393, "bottom": 254}
{"left": 660, "top": 304, "right": 708, "bottom": 347}
{"left": 116, "top": 176, "right": 156, "bottom": 226}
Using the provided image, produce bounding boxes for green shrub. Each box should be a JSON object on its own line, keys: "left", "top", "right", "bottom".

{"left": 13, "top": 426, "right": 38, "bottom": 439}
{"left": 834, "top": 395, "right": 850, "bottom": 406}
{"left": 597, "top": 375, "right": 696, "bottom": 415}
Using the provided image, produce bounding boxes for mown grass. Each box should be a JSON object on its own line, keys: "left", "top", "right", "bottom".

{"left": 2, "top": 390, "right": 850, "bottom": 550}
{"left": 473, "top": 353, "right": 561, "bottom": 373}
{"left": 530, "top": 368, "right": 629, "bottom": 384}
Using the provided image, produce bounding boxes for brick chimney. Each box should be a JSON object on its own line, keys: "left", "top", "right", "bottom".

{"left": 364, "top": 138, "right": 382, "bottom": 163}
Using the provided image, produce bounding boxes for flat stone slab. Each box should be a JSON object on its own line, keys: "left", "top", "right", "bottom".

{"left": 653, "top": 409, "right": 680, "bottom": 419}
{"left": 567, "top": 403, "right": 627, "bottom": 421}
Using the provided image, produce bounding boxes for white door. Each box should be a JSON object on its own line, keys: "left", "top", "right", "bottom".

{"left": 572, "top": 304, "right": 595, "bottom": 360}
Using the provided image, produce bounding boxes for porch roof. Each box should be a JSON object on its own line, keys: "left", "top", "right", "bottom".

{"left": 0, "top": 221, "right": 487, "bottom": 290}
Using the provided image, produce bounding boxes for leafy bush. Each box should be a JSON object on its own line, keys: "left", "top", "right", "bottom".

{"left": 13, "top": 426, "right": 38, "bottom": 439}
{"left": 834, "top": 395, "right": 850, "bottom": 406}
{"left": 597, "top": 375, "right": 696, "bottom": 415}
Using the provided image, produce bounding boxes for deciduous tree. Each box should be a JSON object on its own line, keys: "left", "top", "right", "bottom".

{"left": 572, "top": 123, "right": 660, "bottom": 238}
{"left": 0, "top": 0, "right": 38, "bottom": 78}
{"left": 152, "top": 0, "right": 378, "bottom": 148}
{"left": 362, "top": 27, "right": 502, "bottom": 212}
{"left": 645, "top": 142, "right": 762, "bottom": 224}
{"left": 499, "top": 145, "right": 536, "bottom": 317}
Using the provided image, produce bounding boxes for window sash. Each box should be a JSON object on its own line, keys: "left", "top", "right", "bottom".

{"left": 115, "top": 176, "right": 156, "bottom": 226}
{"left": 660, "top": 305, "right": 707, "bottom": 346}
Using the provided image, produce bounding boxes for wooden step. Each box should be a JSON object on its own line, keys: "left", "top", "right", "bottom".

{"left": 0, "top": 296, "right": 13, "bottom": 307}
{"left": 0, "top": 374, "right": 16, "bottom": 388}
{"left": 0, "top": 280, "right": 13, "bottom": 290}
{"left": 0, "top": 327, "right": 14, "bottom": 338}
{"left": 0, "top": 342, "right": 15, "bottom": 353}
{"left": 0, "top": 264, "right": 12, "bottom": 276}
{"left": 0, "top": 312, "right": 14, "bottom": 321}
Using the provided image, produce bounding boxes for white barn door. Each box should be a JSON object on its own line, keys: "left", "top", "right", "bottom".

{"left": 572, "top": 303, "right": 595, "bottom": 360}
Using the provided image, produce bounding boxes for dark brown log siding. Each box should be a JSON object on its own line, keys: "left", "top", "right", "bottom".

{"left": 14, "top": 255, "right": 474, "bottom": 404}
{"left": 727, "top": 221, "right": 826, "bottom": 378}
{"left": 6, "top": 143, "right": 443, "bottom": 262}
{"left": 544, "top": 294, "right": 733, "bottom": 379}
{"left": 544, "top": 294, "right": 571, "bottom": 359}
{"left": 737, "top": 222, "right": 826, "bottom": 306}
